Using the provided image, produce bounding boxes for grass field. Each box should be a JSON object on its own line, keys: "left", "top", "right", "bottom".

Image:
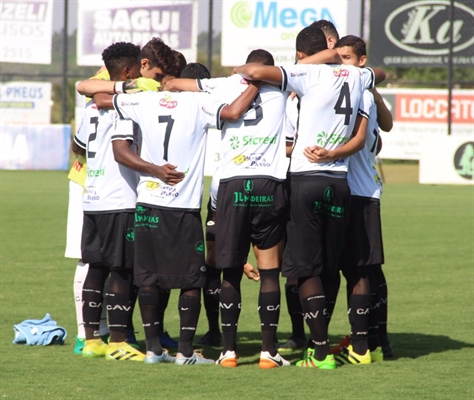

{"left": 0, "top": 166, "right": 473, "bottom": 399}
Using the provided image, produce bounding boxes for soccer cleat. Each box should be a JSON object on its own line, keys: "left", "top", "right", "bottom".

{"left": 126, "top": 329, "right": 140, "bottom": 350}
{"left": 194, "top": 331, "right": 222, "bottom": 347}
{"left": 82, "top": 338, "right": 108, "bottom": 358}
{"left": 334, "top": 345, "right": 371, "bottom": 366}
{"left": 330, "top": 335, "right": 351, "bottom": 355}
{"left": 258, "top": 351, "right": 291, "bottom": 369}
{"left": 159, "top": 331, "right": 178, "bottom": 348}
{"left": 296, "top": 350, "right": 336, "bottom": 369}
{"left": 144, "top": 350, "right": 176, "bottom": 364}
{"left": 175, "top": 352, "right": 215, "bottom": 365}
{"left": 105, "top": 342, "right": 146, "bottom": 362}
{"left": 370, "top": 347, "right": 384, "bottom": 362}
{"left": 74, "top": 337, "right": 85, "bottom": 355}
{"left": 277, "top": 336, "right": 307, "bottom": 353}
{"left": 216, "top": 350, "right": 238, "bottom": 368}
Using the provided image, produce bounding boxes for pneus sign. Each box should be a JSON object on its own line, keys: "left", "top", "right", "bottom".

{"left": 369, "top": 0, "right": 474, "bottom": 66}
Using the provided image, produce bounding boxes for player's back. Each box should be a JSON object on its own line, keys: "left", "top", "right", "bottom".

{"left": 114, "top": 91, "right": 223, "bottom": 210}
{"left": 281, "top": 63, "right": 364, "bottom": 174}
{"left": 75, "top": 101, "right": 137, "bottom": 212}
{"left": 199, "top": 74, "right": 288, "bottom": 180}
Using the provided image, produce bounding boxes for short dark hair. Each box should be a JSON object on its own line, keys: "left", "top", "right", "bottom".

{"left": 101, "top": 42, "right": 141, "bottom": 78}
{"left": 311, "top": 20, "right": 340, "bottom": 42}
{"left": 335, "top": 35, "right": 367, "bottom": 58}
{"left": 246, "top": 49, "right": 274, "bottom": 66}
{"left": 166, "top": 50, "right": 187, "bottom": 78}
{"left": 140, "top": 37, "right": 174, "bottom": 71}
{"left": 180, "top": 63, "right": 211, "bottom": 79}
{"left": 296, "top": 26, "right": 327, "bottom": 56}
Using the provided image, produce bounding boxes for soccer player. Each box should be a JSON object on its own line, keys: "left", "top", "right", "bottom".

{"left": 234, "top": 26, "right": 373, "bottom": 369}
{"left": 72, "top": 42, "right": 146, "bottom": 361}
{"left": 305, "top": 35, "right": 393, "bottom": 364}
{"left": 175, "top": 50, "right": 290, "bottom": 369}
{"left": 111, "top": 63, "right": 260, "bottom": 365}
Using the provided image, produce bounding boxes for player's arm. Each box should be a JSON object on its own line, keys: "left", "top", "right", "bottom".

{"left": 77, "top": 78, "right": 160, "bottom": 97}
{"left": 376, "top": 135, "right": 383, "bottom": 155}
{"left": 304, "top": 114, "right": 368, "bottom": 163}
{"left": 372, "top": 68, "right": 386, "bottom": 85}
{"left": 72, "top": 140, "right": 85, "bottom": 156}
{"left": 370, "top": 88, "right": 393, "bottom": 132}
{"left": 163, "top": 78, "right": 199, "bottom": 92}
{"left": 233, "top": 64, "right": 283, "bottom": 85}
{"left": 220, "top": 81, "right": 261, "bottom": 122}
{"left": 77, "top": 80, "right": 115, "bottom": 96}
{"left": 112, "top": 141, "right": 185, "bottom": 185}
{"left": 93, "top": 93, "right": 114, "bottom": 110}
{"left": 297, "top": 49, "right": 341, "bottom": 65}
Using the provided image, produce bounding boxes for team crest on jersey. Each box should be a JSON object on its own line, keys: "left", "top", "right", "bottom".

{"left": 159, "top": 94, "right": 178, "bottom": 109}
{"left": 332, "top": 66, "right": 349, "bottom": 77}
{"left": 145, "top": 181, "right": 160, "bottom": 190}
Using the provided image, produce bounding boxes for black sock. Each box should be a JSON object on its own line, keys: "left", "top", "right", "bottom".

{"left": 220, "top": 267, "right": 242, "bottom": 352}
{"left": 203, "top": 265, "right": 221, "bottom": 333}
{"left": 298, "top": 276, "right": 329, "bottom": 361}
{"left": 82, "top": 263, "right": 109, "bottom": 339}
{"left": 321, "top": 271, "right": 340, "bottom": 329}
{"left": 285, "top": 283, "right": 305, "bottom": 340}
{"left": 259, "top": 269, "right": 281, "bottom": 355}
{"left": 138, "top": 286, "right": 162, "bottom": 355}
{"left": 157, "top": 289, "right": 171, "bottom": 334}
{"left": 348, "top": 294, "right": 370, "bottom": 355}
{"left": 106, "top": 269, "right": 133, "bottom": 343}
{"left": 178, "top": 289, "right": 200, "bottom": 357}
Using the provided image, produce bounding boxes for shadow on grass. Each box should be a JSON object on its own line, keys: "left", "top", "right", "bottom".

{"left": 132, "top": 330, "right": 474, "bottom": 364}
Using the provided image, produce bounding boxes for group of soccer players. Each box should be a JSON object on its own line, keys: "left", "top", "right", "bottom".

{"left": 65, "top": 19, "right": 393, "bottom": 369}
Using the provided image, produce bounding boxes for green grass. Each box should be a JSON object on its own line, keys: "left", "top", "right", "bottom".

{"left": 0, "top": 170, "right": 473, "bottom": 399}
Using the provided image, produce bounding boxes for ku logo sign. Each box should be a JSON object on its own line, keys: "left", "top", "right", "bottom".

{"left": 385, "top": 0, "right": 474, "bottom": 55}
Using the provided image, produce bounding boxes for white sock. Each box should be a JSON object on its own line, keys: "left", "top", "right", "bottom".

{"left": 73, "top": 261, "right": 88, "bottom": 338}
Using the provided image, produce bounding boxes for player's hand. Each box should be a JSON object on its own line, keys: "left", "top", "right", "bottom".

{"left": 115, "top": 78, "right": 160, "bottom": 94}
{"left": 303, "top": 145, "right": 332, "bottom": 163}
{"left": 152, "top": 164, "right": 185, "bottom": 185}
{"left": 289, "top": 92, "right": 297, "bottom": 100}
{"left": 243, "top": 263, "right": 260, "bottom": 282}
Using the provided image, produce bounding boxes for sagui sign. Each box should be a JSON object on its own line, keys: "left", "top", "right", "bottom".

{"left": 369, "top": 0, "right": 474, "bottom": 66}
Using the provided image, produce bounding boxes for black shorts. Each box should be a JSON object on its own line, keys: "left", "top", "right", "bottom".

{"left": 134, "top": 204, "right": 206, "bottom": 289}
{"left": 282, "top": 175, "right": 350, "bottom": 278}
{"left": 340, "top": 196, "right": 384, "bottom": 269}
{"left": 205, "top": 198, "right": 216, "bottom": 242}
{"left": 215, "top": 178, "right": 288, "bottom": 269}
{"left": 81, "top": 211, "right": 135, "bottom": 268}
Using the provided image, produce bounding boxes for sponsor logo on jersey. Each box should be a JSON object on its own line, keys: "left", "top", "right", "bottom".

{"left": 230, "top": 134, "right": 277, "bottom": 149}
{"left": 201, "top": 106, "right": 215, "bottom": 117}
{"left": 136, "top": 205, "right": 146, "bottom": 214}
{"left": 316, "top": 131, "right": 350, "bottom": 146}
{"left": 233, "top": 154, "right": 246, "bottom": 164}
{"left": 195, "top": 241, "right": 204, "bottom": 254}
{"left": 290, "top": 72, "right": 307, "bottom": 77}
{"left": 313, "top": 201, "right": 346, "bottom": 218}
{"left": 332, "top": 66, "right": 349, "bottom": 77}
{"left": 125, "top": 228, "right": 135, "bottom": 242}
{"left": 145, "top": 181, "right": 160, "bottom": 190}
{"left": 232, "top": 154, "right": 271, "bottom": 168}
{"left": 87, "top": 166, "right": 105, "bottom": 177}
{"left": 159, "top": 94, "right": 178, "bottom": 109}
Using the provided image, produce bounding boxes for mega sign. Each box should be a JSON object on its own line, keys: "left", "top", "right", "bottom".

{"left": 369, "top": 0, "right": 474, "bottom": 66}
{"left": 77, "top": 0, "right": 197, "bottom": 66}
{"left": 222, "top": 0, "right": 360, "bottom": 66}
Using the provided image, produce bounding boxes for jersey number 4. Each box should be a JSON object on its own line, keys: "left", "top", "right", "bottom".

{"left": 159, "top": 115, "right": 175, "bottom": 161}
{"left": 334, "top": 82, "right": 353, "bottom": 125}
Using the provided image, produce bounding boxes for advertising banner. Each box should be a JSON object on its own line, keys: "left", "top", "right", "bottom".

{"left": 0, "top": 82, "right": 52, "bottom": 125}
{"left": 420, "top": 136, "right": 473, "bottom": 184}
{"left": 0, "top": 124, "right": 71, "bottom": 170}
{"left": 0, "top": 0, "right": 53, "bottom": 64}
{"left": 377, "top": 88, "right": 474, "bottom": 160}
{"left": 221, "top": 0, "right": 361, "bottom": 66}
{"left": 369, "top": 0, "right": 474, "bottom": 67}
{"left": 77, "top": 0, "right": 197, "bottom": 66}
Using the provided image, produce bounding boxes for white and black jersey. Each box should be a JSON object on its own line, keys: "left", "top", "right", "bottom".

{"left": 198, "top": 74, "right": 289, "bottom": 181}
{"left": 74, "top": 101, "right": 138, "bottom": 213}
{"left": 348, "top": 89, "right": 383, "bottom": 199}
{"left": 280, "top": 64, "right": 374, "bottom": 174}
{"left": 113, "top": 91, "right": 225, "bottom": 210}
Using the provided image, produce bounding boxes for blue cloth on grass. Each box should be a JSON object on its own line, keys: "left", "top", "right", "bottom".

{"left": 13, "top": 313, "right": 67, "bottom": 345}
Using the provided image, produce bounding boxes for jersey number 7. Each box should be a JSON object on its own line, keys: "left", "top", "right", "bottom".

{"left": 159, "top": 115, "right": 175, "bottom": 161}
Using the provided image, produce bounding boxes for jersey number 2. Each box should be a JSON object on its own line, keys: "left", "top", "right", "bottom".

{"left": 159, "top": 115, "right": 175, "bottom": 161}
{"left": 334, "top": 82, "right": 352, "bottom": 125}
{"left": 87, "top": 116, "right": 99, "bottom": 159}
{"left": 244, "top": 94, "right": 263, "bottom": 126}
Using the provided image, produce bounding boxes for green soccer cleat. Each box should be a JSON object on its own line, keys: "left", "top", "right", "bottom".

{"left": 105, "top": 342, "right": 146, "bottom": 362}
{"left": 296, "top": 351, "right": 336, "bottom": 369}
{"left": 82, "top": 338, "right": 108, "bottom": 358}
{"left": 74, "top": 337, "right": 85, "bottom": 355}
{"left": 370, "top": 347, "right": 384, "bottom": 362}
{"left": 334, "top": 345, "right": 371, "bottom": 366}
